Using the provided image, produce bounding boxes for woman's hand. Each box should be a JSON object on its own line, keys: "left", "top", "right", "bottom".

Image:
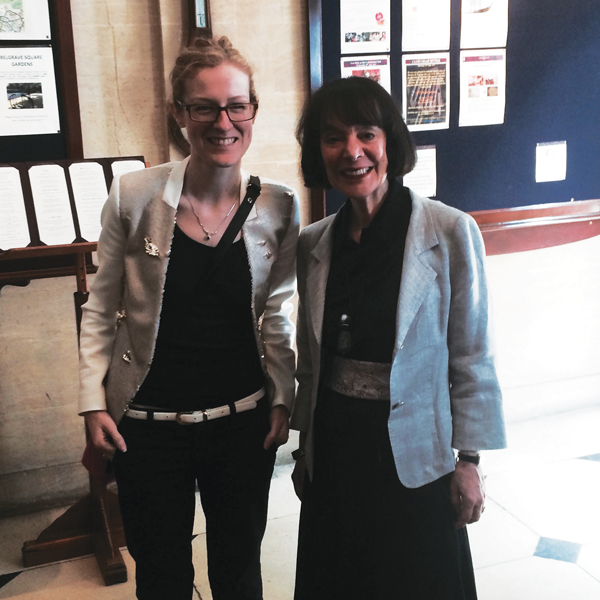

{"left": 263, "top": 405, "right": 290, "bottom": 450}
{"left": 450, "top": 461, "right": 485, "bottom": 529}
{"left": 84, "top": 410, "right": 127, "bottom": 459}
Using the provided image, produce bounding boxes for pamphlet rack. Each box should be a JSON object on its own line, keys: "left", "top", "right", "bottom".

{"left": 0, "top": 156, "right": 145, "bottom": 586}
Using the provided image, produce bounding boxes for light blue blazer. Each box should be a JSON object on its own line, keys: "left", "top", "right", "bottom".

{"left": 291, "top": 187, "right": 506, "bottom": 489}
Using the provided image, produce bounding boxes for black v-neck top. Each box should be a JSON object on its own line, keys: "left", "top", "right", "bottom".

{"left": 132, "top": 224, "right": 265, "bottom": 411}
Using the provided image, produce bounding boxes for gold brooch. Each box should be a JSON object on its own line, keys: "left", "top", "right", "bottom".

{"left": 144, "top": 237, "right": 160, "bottom": 257}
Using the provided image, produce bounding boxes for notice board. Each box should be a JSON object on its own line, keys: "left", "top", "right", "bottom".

{"left": 317, "top": 0, "right": 600, "bottom": 214}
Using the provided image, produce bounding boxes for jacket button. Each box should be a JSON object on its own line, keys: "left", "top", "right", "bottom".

{"left": 392, "top": 402, "right": 405, "bottom": 410}
{"left": 122, "top": 351, "right": 132, "bottom": 363}
{"left": 257, "top": 240, "right": 266, "bottom": 246}
{"left": 265, "top": 251, "right": 272, "bottom": 259}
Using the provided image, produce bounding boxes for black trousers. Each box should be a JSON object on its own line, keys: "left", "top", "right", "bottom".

{"left": 294, "top": 389, "right": 477, "bottom": 600}
{"left": 112, "top": 400, "right": 276, "bottom": 600}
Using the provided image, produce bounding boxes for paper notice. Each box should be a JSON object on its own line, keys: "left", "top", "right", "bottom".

{"left": 461, "top": 0, "right": 509, "bottom": 50}
{"left": 459, "top": 50, "right": 506, "bottom": 127}
{"left": 0, "top": 165, "right": 30, "bottom": 249}
{"left": 111, "top": 159, "right": 146, "bottom": 180}
{"left": 340, "top": 0, "right": 390, "bottom": 54}
{"left": 403, "top": 146, "right": 437, "bottom": 198}
{"left": 536, "top": 141, "right": 567, "bottom": 183}
{"left": 402, "top": 53, "right": 449, "bottom": 132}
{"left": 29, "top": 163, "right": 75, "bottom": 245}
{"left": 69, "top": 162, "right": 108, "bottom": 242}
{"left": 402, "top": 0, "right": 451, "bottom": 52}
{"left": 340, "top": 55, "right": 391, "bottom": 93}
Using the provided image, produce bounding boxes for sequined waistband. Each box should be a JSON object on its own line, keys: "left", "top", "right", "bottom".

{"left": 323, "top": 356, "right": 391, "bottom": 401}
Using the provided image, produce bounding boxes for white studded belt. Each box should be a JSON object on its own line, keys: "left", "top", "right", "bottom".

{"left": 124, "top": 388, "right": 265, "bottom": 425}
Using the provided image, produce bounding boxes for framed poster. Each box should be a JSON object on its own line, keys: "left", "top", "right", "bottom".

{"left": 0, "top": 0, "right": 51, "bottom": 41}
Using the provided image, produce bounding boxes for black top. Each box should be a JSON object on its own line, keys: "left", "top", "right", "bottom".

{"left": 133, "top": 225, "right": 265, "bottom": 411}
{"left": 321, "top": 179, "right": 412, "bottom": 366}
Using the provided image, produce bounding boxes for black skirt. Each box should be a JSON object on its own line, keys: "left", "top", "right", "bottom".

{"left": 294, "top": 387, "right": 478, "bottom": 600}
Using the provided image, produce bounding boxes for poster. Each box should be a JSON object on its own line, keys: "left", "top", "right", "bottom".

{"left": 0, "top": 165, "right": 30, "bottom": 249}
{"left": 402, "top": 0, "right": 451, "bottom": 52}
{"left": 0, "top": 46, "right": 60, "bottom": 136}
{"left": 461, "top": 0, "right": 509, "bottom": 50}
{"left": 0, "top": 0, "right": 51, "bottom": 41}
{"left": 403, "top": 146, "right": 437, "bottom": 198}
{"left": 69, "top": 162, "right": 109, "bottom": 242}
{"left": 402, "top": 53, "right": 449, "bottom": 132}
{"left": 536, "top": 141, "right": 567, "bottom": 183}
{"left": 459, "top": 50, "right": 506, "bottom": 127}
{"left": 340, "top": 0, "right": 390, "bottom": 55}
{"left": 340, "top": 55, "right": 391, "bottom": 93}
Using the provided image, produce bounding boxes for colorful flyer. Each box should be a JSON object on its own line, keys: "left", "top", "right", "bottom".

{"left": 340, "top": 55, "right": 391, "bottom": 93}
{"left": 459, "top": 49, "right": 506, "bottom": 127}
{"left": 340, "top": 0, "right": 390, "bottom": 55}
{"left": 402, "top": 53, "right": 449, "bottom": 131}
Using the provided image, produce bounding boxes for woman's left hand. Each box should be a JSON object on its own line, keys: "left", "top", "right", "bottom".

{"left": 263, "top": 405, "right": 290, "bottom": 449}
{"left": 450, "top": 461, "right": 486, "bottom": 529}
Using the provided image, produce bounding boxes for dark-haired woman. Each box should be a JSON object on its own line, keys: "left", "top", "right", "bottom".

{"left": 291, "top": 76, "right": 506, "bottom": 600}
{"left": 78, "top": 36, "right": 299, "bottom": 600}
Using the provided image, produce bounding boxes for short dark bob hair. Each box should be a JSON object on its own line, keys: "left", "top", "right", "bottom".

{"left": 296, "top": 76, "right": 416, "bottom": 189}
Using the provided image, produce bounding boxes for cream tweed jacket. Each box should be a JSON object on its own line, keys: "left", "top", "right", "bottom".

{"left": 79, "top": 157, "right": 299, "bottom": 423}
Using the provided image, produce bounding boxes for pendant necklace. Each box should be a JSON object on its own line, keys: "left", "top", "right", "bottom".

{"left": 186, "top": 195, "right": 238, "bottom": 241}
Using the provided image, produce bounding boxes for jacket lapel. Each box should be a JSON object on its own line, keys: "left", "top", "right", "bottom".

{"left": 396, "top": 192, "right": 439, "bottom": 348}
{"left": 305, "top": 218, "right": 335, "bottom": 345}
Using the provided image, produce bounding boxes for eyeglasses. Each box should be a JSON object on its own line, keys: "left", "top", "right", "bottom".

{"left": 176, "top": 101, "right": 258, "bottom": 123}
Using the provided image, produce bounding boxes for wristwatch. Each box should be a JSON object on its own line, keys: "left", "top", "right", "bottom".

{"left": 457, "top": 451, "right": 480, "bottom": 465}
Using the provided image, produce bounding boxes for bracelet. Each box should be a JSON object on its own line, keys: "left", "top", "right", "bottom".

{"left": 292, "top": 448, "right": 305, "bottom": 461}
{"left": 457, "top": 452, "right": 480, "bottom": 465}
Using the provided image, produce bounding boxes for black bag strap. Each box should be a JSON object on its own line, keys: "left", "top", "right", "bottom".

{"left": 200, "top": 175, "right": 261, "bottom": 284}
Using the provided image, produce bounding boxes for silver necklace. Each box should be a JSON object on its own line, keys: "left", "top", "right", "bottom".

{"left": 185, "top": 195, "right": 238, "bottom": 241}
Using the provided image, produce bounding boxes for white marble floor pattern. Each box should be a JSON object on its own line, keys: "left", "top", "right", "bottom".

{"left": 2, "top": 406, "right": 600, "bottom": 599}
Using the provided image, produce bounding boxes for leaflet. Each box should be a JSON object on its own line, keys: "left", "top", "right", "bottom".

{"left": 69, "top": 162, "right": 109, "bottom": 242}
{"left": 0, "top": 165, "right": 30, "bottom": 249}
{"left": 402, "top": 53, "right": 449, "bottom": 132}
{"left": 29, "top": 164, "right": 76, "bottom": 246}
{"left": 111, "top": 159, "right": 146, "bottom": 180}
{"left": 340, "top": 55, "right": 391, "bottom": 93}
{"left": 340, "top": 0, "right": 390, "bottom": 55}
{"left": 459, "top": 49, "right": 506, "bottom": 127}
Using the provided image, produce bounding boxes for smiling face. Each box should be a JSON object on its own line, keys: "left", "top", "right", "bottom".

{"left": 173, "top": 62, "right": 254, "bottom": 171}
{"left": 320, "top": 120, "right": 389, "bottom": 204}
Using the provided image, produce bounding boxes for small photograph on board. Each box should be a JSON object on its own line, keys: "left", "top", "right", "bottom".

{"left": 7, "top": 81, "right": 43, "bottom": 109}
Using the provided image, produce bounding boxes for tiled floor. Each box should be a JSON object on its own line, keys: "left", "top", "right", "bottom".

{"left": 1, "top": 404, "right": 600, "bottom": 599}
